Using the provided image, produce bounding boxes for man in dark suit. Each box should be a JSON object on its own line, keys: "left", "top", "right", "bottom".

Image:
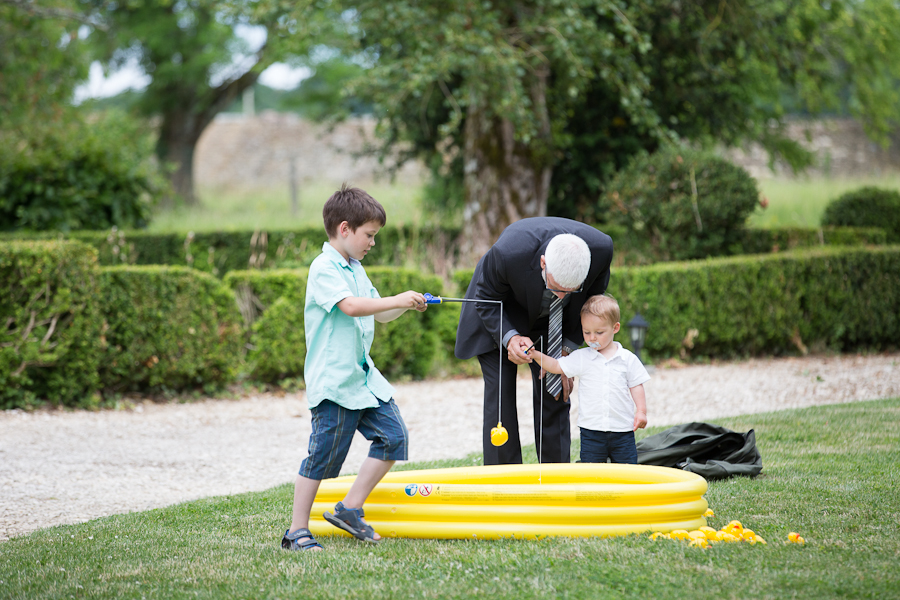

{"left": 455, "top": 217, "right": 614, "bottom": 464}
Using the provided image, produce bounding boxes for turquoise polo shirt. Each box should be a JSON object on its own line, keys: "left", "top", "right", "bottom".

{"left": 304, "top": 242, "right": 395, "bottom": 410}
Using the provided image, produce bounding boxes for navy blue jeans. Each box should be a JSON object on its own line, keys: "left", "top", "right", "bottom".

{"left": 579, "top": 429, "right": 638, "bottom": 464}
{"left": 299, "top": 398, "right": 408, "bottom": 480}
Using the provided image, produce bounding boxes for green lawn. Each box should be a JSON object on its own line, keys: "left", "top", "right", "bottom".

{"left": 149, "top": 181, "right": 426, "bottom": 233}
{"left": 2, "top": 398, "right": 898, "bottom": 599}
{"left": 149, "top": 174, "right": 900, "bottom": 234}
{"left": 752, "top": 175, "right": 900, "bottom": 228}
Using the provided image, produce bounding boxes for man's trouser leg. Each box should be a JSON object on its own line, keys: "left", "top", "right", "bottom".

{"left": 478, "top": 350, "right": 522, "bottom": 465}
{"left": 528, "top": 336, "right": 571, "bottom": 464}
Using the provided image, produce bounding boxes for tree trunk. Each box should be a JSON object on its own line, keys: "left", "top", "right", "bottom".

{"left": 157, "top": 110, "right": 204, "bottom": 207}
{"left": 461, "top": 71, "right": 552, "bottom": 260}
{"left": 155, "top": 69, "right": 261, "bottom": 208}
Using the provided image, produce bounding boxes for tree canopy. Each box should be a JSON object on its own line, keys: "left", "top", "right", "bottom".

{"left": 346, "top": 0, "right": 900, "bottom": 240}
{"left": 78, "top": 0, "right": 329, "bottom": 204}
{"left": 0, "top": 0, "right": 90, "bottom": 128}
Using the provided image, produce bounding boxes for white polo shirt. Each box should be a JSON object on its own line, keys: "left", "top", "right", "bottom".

{"left": 557, "top": 342, "right": 650, "bottom": 432}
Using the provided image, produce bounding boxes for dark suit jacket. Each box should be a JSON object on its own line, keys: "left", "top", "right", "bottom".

{"left": 455, "top": 217, "right": 614, "bottom": 360}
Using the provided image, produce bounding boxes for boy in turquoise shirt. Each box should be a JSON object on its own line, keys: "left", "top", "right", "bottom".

{"left": 282, "top": 185, "right": 427, "bottom": 551}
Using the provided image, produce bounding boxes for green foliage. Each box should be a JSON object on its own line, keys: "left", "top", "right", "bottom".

{"left": 366, "top": 267, "right": 444, "bottom": 380}
{"left": 352, "top": 0, "right": 900, "bottom": 226}
{"left": 355, "top": 0, "right": 663, "bottom": 226}
{"left": 454, "top": 246, "right": 900, "bottom": 360}
{"left": 609, "top": 247, "right": 900, "bottom": 360}
{"left": 0, "top": 111, "right": 163, "bottom": 232}
{"left": 2, "top": 224, "right": 463, "bottom": 276}
{"left": 739, "top": 226, "right": 888, "bottom": 256}
{"left": 751, "top": 175, "right": 900, "bottom": 229}
{"left": 0, "top": 1, "right": 89, "bottom": 126}
{"left": 604, "top": 146, "right": 761, "bottom": 260}
{"left": 225, "top": 266, "right": 444, "bottom": 383}
{"left": 224, "top": 269, "right": 308, "bottom": 383}
{"left": 821, "top": 186, "right": 900, "bottom": 243}
{"left": 0, "top": 241, "right": 102, "bottom": 409}
{"left": 246, "top": 296, "right": 306, "bottom": 384}
{"left": 279, "top": 58, "right": 371, "bottom": 120}
{"left": 98, "top": 266, "right": 243, "bottom": 395}
{"left": 80, "top": 0, "right": 331, "bottom": 201}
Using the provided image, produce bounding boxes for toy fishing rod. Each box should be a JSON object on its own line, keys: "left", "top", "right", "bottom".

{"left": 423, "top": 293, "right": 480, "bottom": 304}
{"left": 423, "top": 293, "right": 509, "bottom": 447}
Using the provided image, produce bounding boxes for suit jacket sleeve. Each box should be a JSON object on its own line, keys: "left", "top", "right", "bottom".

{"left": 471, "top": 246, "right": 515, "bottom": 349}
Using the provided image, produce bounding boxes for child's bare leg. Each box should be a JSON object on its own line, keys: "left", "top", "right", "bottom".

{"left": 339, "top": 457, "right": 394, "bottom": 541}
{"left": 289, "top": 474, "right": 323, "bottom": 550}
{"left": 342, "top": 457, "right": 395, "bottom": 508}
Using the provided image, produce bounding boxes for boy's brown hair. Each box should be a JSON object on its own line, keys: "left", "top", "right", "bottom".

{"left": 323, "top": 183, "right": 387, "bottom": 238}
{"left": 581, "top": 294, "right": 620, "bottom": 325}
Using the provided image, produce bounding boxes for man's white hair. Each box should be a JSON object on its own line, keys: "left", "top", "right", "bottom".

{"left": 544, "top": 234, "right": 591, "bottom": 289}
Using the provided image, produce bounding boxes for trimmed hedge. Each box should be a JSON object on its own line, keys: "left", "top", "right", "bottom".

{"left": 367, "top": 267, "right": 445, "bottom": 379}
{"left": 225, "top": 267, "right": 445, "bottom": 384}
{"left": 602, "top": 224, "right": 887, "bottom": 266}
{"left": 822, "top": 186, "right": 900, "bottom": 243}
{"left": 2, "top": 223, "right": 884, "bottom": 273}
{"left": 1, "top": 225, "right": 463, "bottom": 276}
{"left": 0, "top": 240, "right": 102, "bottom": 409}
{"left": 224, "top": 269, "right": 309, "bottom": 384}
{"left": 453, "top": 246, "right": 900, "bottom": 360}
{"left": 739, "top": 226, "right": 887, "bottom": 254}
{"left": 98, "top": 266, "right": 244, "bottom": 394}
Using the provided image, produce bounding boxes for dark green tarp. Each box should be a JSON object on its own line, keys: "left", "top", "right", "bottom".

{"left": 636, "top": 422, "right": 763, "bottom": 480}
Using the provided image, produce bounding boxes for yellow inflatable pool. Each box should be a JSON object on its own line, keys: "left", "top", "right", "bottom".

{"left": 309, "top": 463, "right": 708, "bottom": 540}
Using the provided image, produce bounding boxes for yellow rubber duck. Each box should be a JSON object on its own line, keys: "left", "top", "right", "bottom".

{"left": 490, "top": 422, "right": 508, "bottom": 446}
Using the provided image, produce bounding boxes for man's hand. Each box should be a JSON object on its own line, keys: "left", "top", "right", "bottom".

{"left": 506, "top": 335, "right": 534, "bottom": 365}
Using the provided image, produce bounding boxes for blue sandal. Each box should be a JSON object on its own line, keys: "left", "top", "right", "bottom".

{"left": 281, "top": 528, "right": 323, "bottom": 551}
{"left": 323, "top": 502, "right": 380, "bottom": 544}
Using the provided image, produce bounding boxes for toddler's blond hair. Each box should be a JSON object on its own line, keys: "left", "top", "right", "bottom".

{"left": 580, "top": 294, "right": 620, "bottom": 326}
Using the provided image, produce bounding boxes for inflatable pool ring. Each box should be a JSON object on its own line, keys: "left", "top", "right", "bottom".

{"left": 309, "top": 463, "right": 708, "bottom": 540}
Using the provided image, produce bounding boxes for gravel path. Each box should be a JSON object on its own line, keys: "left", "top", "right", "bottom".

{"left": 2, "top": 352, "right": 898, "bottom": 542}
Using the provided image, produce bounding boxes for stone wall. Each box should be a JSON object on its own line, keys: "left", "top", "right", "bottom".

{"left": 194, "top": 114, "right": 899, "bottom": 190}
{"left": 194, "top": 111, "right": 423, "bottom": 191}
{"left": 725, "top": 118, "right": 900, "bottom": 179}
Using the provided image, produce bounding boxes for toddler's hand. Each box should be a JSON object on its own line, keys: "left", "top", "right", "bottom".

{"left": 633, "top": 411, "right": 648, "bottom": 431}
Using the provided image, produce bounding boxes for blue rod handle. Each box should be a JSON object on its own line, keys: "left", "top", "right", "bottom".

{"left": 424, "top": 293, "right": 442, "bottom": 304}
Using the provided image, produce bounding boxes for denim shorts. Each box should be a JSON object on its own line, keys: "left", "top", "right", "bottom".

{"left": 579, "top": 428, "right": 638, "bottom": 464}
{"left": 299, "top": 398, "right": 409, "bottom": 480}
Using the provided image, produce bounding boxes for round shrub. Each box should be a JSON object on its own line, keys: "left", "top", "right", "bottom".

{"left": 821, "top": 186, "right": 900, "bottom": 243}
{"left": 604, "top": 146, "right": 760, "bottom": 260}
{"left": 0, "top": 111, "right": 164, "bottom": 232}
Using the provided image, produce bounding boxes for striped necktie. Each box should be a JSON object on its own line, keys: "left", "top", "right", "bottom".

{"left": 545, "top": 296, "right": 563, "bottom": 398}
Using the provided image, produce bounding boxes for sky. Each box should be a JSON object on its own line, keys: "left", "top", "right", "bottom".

{"left": 73, "top": 25, "right": 312, "bottom": 103}
{"left": 73, "top": 60, "right": 312, "bottom": 102}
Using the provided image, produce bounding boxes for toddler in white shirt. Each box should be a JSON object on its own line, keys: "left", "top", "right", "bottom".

{"left": 527, "top": 294, "right": 649, "bottom": 464}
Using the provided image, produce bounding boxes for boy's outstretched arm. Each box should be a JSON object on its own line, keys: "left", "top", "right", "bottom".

{"left": 338, "top": 290, "right": 427, "bottom": 323}
{"left": 631, "top": 384, "right": 647, "bottom": 431}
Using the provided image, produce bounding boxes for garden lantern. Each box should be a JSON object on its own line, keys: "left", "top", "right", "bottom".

{"left": 626, "top": 313, "right": 649, "bottom": 363}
